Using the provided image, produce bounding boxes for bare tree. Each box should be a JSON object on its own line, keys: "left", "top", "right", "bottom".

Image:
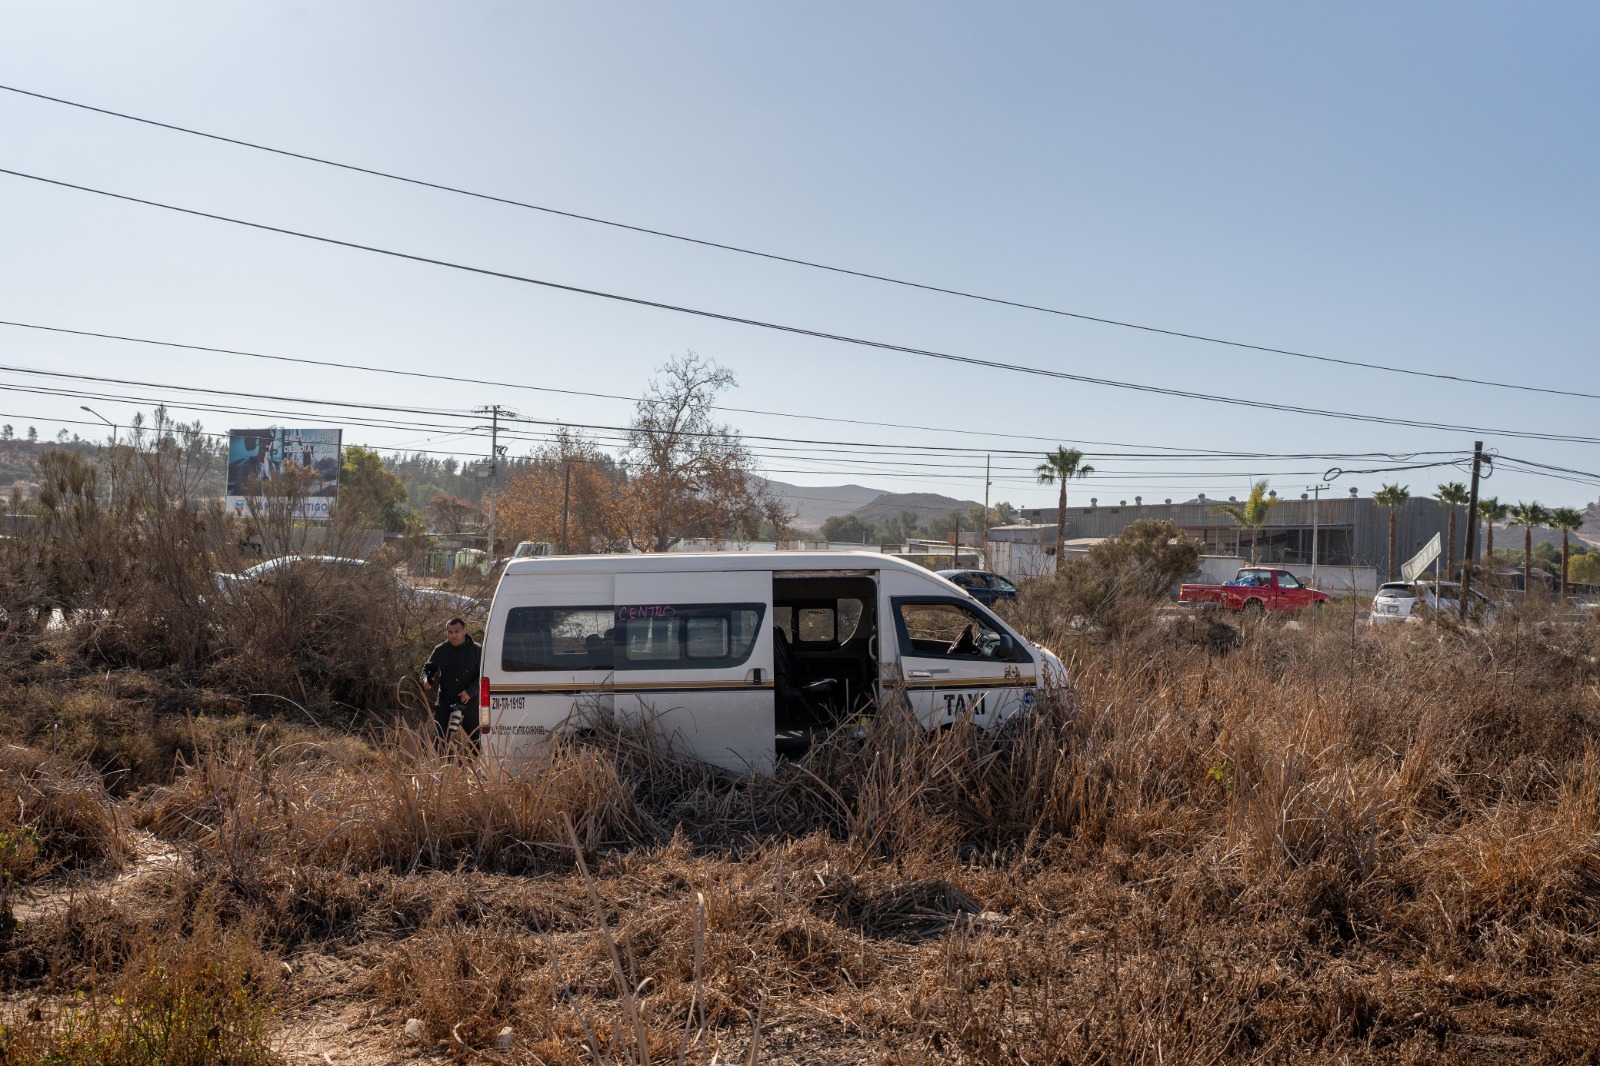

{"left": 623, "top": 353, "right": 790, "bottom": 551}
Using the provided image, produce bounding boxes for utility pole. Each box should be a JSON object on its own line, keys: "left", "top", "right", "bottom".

{"left": 473, "top": 404, "right": 517, "bottom": 563}
{"left": 1306, "top": 482, "right": 1329, "bottom": 587}
{"left": 560, "top": 460, "right": 572, "bottom": 554}
{"left": 1459, "top": 441, "right": 1485, "bottom": 619}
{"left": 982, "top": 454, "right": 991, "bottom": 570}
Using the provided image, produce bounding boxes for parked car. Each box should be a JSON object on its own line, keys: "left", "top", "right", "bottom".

{"left": 1368, "top": 581, "right": 1494, "bottom": 625}
{"left": 935, "top": 569, "right": 1020, "bottom": 606}
{"left": 214, "top": 555, "right": 480, "bottom": 614}
{"left": 1178, "top": 567, "right": 1330, "bottom": 613}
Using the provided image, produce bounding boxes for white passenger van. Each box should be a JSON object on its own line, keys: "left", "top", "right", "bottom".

{"left": 478, "top": 551, "right": 1066, "bottom": 773}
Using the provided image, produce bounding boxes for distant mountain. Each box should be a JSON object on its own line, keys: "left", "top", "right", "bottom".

{"left": 758, "top": 480, "right": 985, "bottom": 534}
{"left": 758, "top": 480, "right": 885, "bottom": 531}
{"left": 848, "top": 491, "right": 985, "bottom": 526}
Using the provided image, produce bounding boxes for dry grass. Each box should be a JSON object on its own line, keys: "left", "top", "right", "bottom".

{"left": 0, "top": 899, "right": 280, "bottom": 1066}
{"left": 3, "top": 594, "right": 1600, "bottom": 1062}
{"left": 0, "top": 746, "right": 126, "bottom": 887}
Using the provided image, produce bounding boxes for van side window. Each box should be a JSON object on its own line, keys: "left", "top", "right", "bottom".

{"left": 616, "top": 603, "right": 765, "bottom": 671}
{"left": 837, "top": 599, "right": 864, "bottom": 641}
{"left": 798, "top": 607, "right": 834, "bottom": 642}
{"left": 624, "top": 616, "right": 680, "bottom": 662}
{"left": 502, "top": 607, "right": 614, "bottom": 672}
{"left": 776, "top": 599, "right": 864, "bottom": 646}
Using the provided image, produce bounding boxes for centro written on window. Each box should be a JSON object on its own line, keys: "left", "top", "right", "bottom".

{"left": 502, "top": 604, "right": 765, "bottom": 672}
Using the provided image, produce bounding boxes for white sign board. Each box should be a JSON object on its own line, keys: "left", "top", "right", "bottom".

{"left": 1401, "top": 532, "right": 1442, "bottom": 583}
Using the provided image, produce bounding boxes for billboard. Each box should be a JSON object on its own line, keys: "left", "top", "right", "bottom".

{"left": 226, "top": 427, "right": 342, "bottom": 520}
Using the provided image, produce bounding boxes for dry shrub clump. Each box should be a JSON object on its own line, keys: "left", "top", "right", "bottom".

{"left": 1007, "top": 518, "right": 1202, "bottom": 639}
{"left": 203, "top": 557, "right": 441, "bottom": 719}
{"left": 138, "top": 726, "right": 645, "bottom": 878}
{"left": 0, "top": 900, "right": 280, "bottom": 1066}
{"left": 366, "top": 833, "right": 919, "bottom": 1063}
{"left": 16, "top": 432, "right": 449, "bottom": 723}
{"left": 0, "top": 745, "right": 126, "bottom": 886}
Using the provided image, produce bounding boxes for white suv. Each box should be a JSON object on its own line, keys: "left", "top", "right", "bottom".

{"left": 1369, "top": 582, "right": 1494, "bottom": 625}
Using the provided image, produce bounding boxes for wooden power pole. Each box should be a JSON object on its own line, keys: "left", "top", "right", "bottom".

{"left": 1459, "top": 441, "right": 1485, "bottom": 619}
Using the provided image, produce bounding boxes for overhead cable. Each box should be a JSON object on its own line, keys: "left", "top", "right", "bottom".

{"left": 4, "top": 166, "right": 1599, "bottom": 448}
{"left": 0, "top": 358, "right": 1468, "bottom": 462}
{"left": 4, "top": 82, "right": 1594, "bottom": 401}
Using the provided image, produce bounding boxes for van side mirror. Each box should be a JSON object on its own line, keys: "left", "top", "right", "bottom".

{"left": 996, "top": 633, "right": 1017, "bottom": 661}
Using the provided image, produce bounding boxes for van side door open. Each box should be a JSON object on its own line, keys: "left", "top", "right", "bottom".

{"left": 613, "top": 571, "right": 775, "bottom": 773}
{"left": 890, "top": 597, "right": 1037, "bottom": 728}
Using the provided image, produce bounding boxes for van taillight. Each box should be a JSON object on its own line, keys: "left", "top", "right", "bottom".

{"left": 481, "top": 677, "right": 490, "bottom": 710}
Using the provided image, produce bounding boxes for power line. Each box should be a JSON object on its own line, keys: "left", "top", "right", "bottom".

{"left": 3, "top": 318, "right": 1364, "bottom": 457}
{"left": 0, "top": 358, "right": 1463, "bottom": 464}
{"left": 0, "top": 408, "right": 490, "bottom": 462}
{"left": 0, "top": 379, "right": 1368, "bottom": 481}
{"left": 3, "top": 376, "right": 1454, "bottom": 495}
{"left": 5, "top": 81, "right": 1595, "bottom": 403}
{"left": 6, "top": 166, "right": 1600, "bottom": 448}
{"left": 1495, "top": 456, "right": 1600, "bottom": 490}
{"left": 17, "top": 396, "right": 1588, "bottom": 501}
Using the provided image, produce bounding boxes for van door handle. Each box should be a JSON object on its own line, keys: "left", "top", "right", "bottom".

{"left": 909, "top": 671, "right": 934, "bottom": 680}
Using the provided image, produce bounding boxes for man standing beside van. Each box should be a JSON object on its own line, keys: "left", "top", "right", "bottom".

{"left": 421, "top": 617, "right": 481, "bottom": 749}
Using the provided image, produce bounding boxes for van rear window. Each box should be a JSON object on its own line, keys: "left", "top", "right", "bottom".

{"left": 502, "top": 607, "right": 614, "bottom": 672}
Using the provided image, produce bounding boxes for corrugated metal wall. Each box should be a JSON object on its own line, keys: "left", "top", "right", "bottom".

{"left": 1014, "top": 496, "right": 1460, "bottom": 578}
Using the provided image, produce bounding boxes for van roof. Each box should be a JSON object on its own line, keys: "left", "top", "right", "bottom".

{"left": 502, "top": 550, "right": 939, "bottom": 578}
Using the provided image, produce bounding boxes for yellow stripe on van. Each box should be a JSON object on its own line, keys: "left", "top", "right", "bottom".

{"left": 904, "top": 677, "right": 1037, "bottom": 690}
{"left": 490, "top": 680, "right": 776, "bottom": 696}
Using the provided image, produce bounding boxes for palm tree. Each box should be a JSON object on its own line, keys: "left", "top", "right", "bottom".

{"left": 1477, "top": 496, "right": 1509, "bottom": 572}
{"left": 1036, "top": 447, "right": 1094, "bottom": 573}
{"left": 1549, "top": 507, "right": 1585, "bottom": 604}
{"left": 1435, "top": 482, "right": 1469, "bottom": 580}
{"left": 1509, "top": 501, "right": 1549, "bottom": 595}
{"left": 1374, "top": 483, "right": 1410, "bottom": 581}
{"left": 1213, "top": 480, "right": 1276, "bottom": 563}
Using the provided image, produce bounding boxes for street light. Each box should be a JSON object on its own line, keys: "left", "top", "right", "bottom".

{"left": 81, "top": 406, "right": 119, "bottom": 508}
{"left": 79, "top": 405, "right": 117, "bottom": 446}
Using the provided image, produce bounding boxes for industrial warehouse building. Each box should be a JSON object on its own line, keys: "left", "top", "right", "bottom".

{"left": 990, "top": 491, "right": 1460, "bottom": 589}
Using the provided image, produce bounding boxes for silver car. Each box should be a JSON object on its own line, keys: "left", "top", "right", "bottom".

{"left": 1368, "top": 581, "right": 1493, "bottom": 625}
{"left": 213, "top": 555, "right": 479, "bottom": 615}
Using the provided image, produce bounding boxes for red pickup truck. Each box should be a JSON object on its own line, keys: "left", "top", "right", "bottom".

{"left": 1178, "top": 567, "right": 1330, "bottom": 613}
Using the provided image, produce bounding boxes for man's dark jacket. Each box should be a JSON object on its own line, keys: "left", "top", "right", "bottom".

{"left": 423, "top": 634, "right": 481, "bottom": 709}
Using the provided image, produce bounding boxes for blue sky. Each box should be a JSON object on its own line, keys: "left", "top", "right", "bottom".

{"left": 2, "top": 2, "right": 1596, "bottom": 513}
